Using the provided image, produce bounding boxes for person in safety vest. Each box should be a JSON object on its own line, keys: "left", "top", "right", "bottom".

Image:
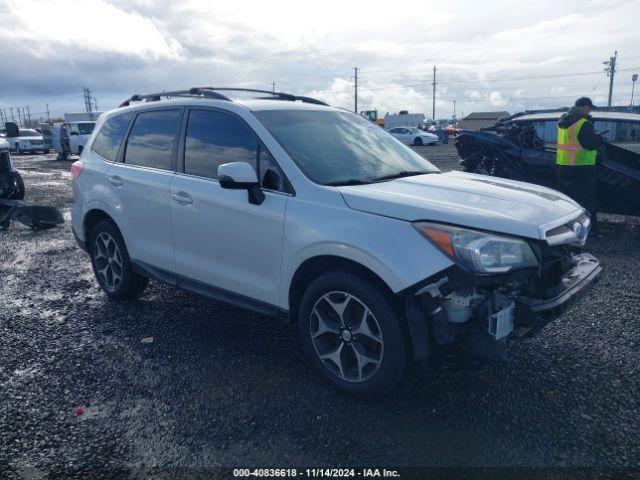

{"left": 556, "top": 97, "right": 602, "bottom": 234}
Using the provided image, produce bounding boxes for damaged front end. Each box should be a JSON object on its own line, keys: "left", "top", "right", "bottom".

{"left": 404, "top": 216, "right": 601, "bottom": 370}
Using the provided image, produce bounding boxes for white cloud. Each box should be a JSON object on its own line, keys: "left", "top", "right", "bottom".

{"left": 0, "top": 0, "right": 639, "bottom": 118}
{"left": 0, "top": 0, "right": 182, "bottom": 59}
{"left": 489, "top": 91, "right": 507, "bottom": 107}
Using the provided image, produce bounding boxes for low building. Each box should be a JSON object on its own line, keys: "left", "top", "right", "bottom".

{"left": 459, "top": 111, "right": 510, "bottom": 130}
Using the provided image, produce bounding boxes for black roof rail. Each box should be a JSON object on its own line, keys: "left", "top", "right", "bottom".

{"left": 196, "top": 87, "right": 329, "bottom": 106}
{"left": 118, "top": 88, "right": 230, "bottom": 108}
{"left": 118, "top": 87, "right": 328, "bottom": 108}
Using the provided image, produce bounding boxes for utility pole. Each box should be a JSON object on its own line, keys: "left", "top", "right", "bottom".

{"left": 272, "top": 81, "right": 276, "bottom": 93}
{"left": 10, "top": 107, "right": 15, "bottom": 122}
{"left": 432, "top": 65, "right": 437, "bottom": 120}
{"left": 83, "top": 87, "right": 93, "bottom": 113}
{"left": 604, "top": 50, "right": 617, "bottom": 108}
{"left": 17, "top": 107, "right": 22, "bottom": 126}
{"left": 46, "top": 104, "right": 51, "bottom": 123}
{"left": 26, "top": 106, "right": 31, "bottom": 127}
{"left": 453, "top": 100, "right": 456, "bottom": 119}
{"left": 353, "top": 67, "right": 359, "bottom": 113}
{"left": 631, "top": 74, "right": 638, "bottom": 107}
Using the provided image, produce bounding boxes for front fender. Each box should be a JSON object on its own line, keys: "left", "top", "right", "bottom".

{"left": 279, "top": 198, "right": 454, "bottom": 310}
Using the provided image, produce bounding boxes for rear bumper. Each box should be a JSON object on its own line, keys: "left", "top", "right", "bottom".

{"left": 514, "top": 253, "right": 601, "bottom": 338}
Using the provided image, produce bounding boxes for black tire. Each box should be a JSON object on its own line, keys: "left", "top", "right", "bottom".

{"left": 43, "top": 149, "right": 51, "bottom": 154}
{"left": 78, "top": 146, "right": 83, "bottom": 155}
{"left": 89, "top": 220, "right": 148, "bottom": 300}
{"left": 413, "top": 137, "right": 423, "bottom": 146}
{"left": 297, "top": 271, "right": 406, "bottom": 397}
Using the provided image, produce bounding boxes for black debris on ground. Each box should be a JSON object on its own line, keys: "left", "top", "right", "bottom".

{"left": 0, "top": 146, "right": 638, "bottom": 478}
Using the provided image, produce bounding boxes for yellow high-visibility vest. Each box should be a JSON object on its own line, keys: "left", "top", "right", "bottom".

{"left": 556, "top": 117, "right": 597, "bottom": 166}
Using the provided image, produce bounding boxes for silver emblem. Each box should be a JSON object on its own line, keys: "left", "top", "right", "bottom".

{"left": 573, "top": 222, "right": 588, "bottom": 240}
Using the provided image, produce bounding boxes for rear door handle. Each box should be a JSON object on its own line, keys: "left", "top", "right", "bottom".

{"left": 171, "top": 192, "right": 193, "bottom": 205}
{"left": 107, "top": 175, "right": 123, "bottom": 187}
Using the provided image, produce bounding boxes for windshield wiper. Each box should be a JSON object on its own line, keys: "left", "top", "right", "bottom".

{"left": 370, "top": 170, "right": 431, "bottom": 182}
{"left": 324, "top": 179, "right": 373, "bottom": 186}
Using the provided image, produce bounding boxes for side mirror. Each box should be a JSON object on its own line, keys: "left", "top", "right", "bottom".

{"left": 218, "top": 162, "right": 265, "bottom": 205}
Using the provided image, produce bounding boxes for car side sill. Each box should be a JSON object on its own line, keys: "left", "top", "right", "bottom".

{"left": 131, "top": 260, "right": 288, "bottom": 320}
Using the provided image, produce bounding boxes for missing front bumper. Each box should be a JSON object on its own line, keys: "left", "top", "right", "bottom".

{"left": 513, "top": 253, "right": 601, "bottom": 338}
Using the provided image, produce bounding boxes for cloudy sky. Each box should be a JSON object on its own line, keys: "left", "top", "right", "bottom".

{"left": 0, "top": 0, "right": 639, "bottom": 122}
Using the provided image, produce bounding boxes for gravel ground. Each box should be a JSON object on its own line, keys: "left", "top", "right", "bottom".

{"left": 1, "top": 145, "right": 639, "bottom": 478}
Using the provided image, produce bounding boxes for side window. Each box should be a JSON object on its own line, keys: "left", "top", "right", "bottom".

{"left": 184, "top": 109, "right": 258, "bottom": 179}
{"left": 258, "top": 144, "right": 285, "bottom": 191}
{"left": 91, "top": 113, "right": 134, "bottom": 162}
{"left": 124, "top": 109, "right": 181, "bottom": 170}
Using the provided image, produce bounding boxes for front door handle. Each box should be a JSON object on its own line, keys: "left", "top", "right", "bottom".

{"left": 171, "top": 192, "right": 193, "bottom": 205}
{"left": 107, "top": 175, "right": 123, "bottom": 187}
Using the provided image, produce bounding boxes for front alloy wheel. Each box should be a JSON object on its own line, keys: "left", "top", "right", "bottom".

{"left": 310, "top": 291, "right": 384, "bottom": 383}
{"left": 298, "top": 272, "right": 406, "bottom": 397}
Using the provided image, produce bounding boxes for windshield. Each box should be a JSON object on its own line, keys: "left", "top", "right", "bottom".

{"left": 78, "top": 123, "right": 96, "bottom": 135}
{"left": 407, "top": 127, "right": 421, "bottom": 134}
{"left": 254, "top": 110, "right": 439, "bottom": 185}
{"left": 19, "top": 129, "right": 40, "bottom": 137}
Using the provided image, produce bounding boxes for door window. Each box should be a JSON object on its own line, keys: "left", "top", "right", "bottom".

{"left": 91, "top": 113, "right": 134, "bottom": 162}
{"left": 124, "top": 109, "right": 181, "bottom": 170}
{"left": 184, "top": 109, "right": 258, "bottom": 180}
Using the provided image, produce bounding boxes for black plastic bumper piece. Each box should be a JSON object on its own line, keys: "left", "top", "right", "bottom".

{"left": 514, "top": 253, "right": 601, "bottom": 338}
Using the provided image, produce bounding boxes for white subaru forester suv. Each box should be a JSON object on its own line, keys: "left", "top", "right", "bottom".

{"left": 71, "top": 88, "right": 600, "bottom": 396}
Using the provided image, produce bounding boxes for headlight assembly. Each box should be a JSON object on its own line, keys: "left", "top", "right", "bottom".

{"left": 413, "top": 221, "right": 538, "bottom": 274}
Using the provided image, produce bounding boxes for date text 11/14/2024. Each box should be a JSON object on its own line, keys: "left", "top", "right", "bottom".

{"left": 233, "top": 468, "right": 400, "bottom": 478}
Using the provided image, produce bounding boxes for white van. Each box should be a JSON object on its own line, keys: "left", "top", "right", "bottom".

{"left": 68, "top": 121, "right": 96, "bottom": 155}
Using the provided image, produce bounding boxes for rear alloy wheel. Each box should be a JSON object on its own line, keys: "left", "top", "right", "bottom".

{"left": 298, "top": 272, "right": 406, "bottom": 397}
{"left": 89, "top": 220, "right": 148, "bottom": 299}
{"left": 413, "top": 137, "right": 423, "bottom": 146}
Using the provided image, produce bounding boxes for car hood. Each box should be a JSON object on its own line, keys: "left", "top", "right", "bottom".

{"left": 338, "top": 171, "right": 582, "bottom": 239}
{"left": 418, "top": 132, "right": 438, "bottom": 138}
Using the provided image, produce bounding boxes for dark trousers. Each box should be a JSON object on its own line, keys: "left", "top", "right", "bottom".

{"left": 556, "top": 165, "right": 598, "bottom": 230}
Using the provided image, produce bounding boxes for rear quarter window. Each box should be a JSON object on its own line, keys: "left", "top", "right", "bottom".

{"left": 91, "top": 113, "right": 134, "bottom": 162}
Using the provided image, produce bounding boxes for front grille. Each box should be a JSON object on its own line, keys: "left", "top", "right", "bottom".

{"left": 544, "top": 212, "right": 590, "bottom": 246}
{"left": 29, "top": 140, "right": 43, "bottom": 145}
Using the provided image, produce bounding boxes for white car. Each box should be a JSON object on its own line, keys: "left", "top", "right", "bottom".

{"left": 4, "top": 127, "right": 48, "bottom": 154}
{"left": 71, "top": 88, "right": 600, "bottom": 396}
{"left": 388, "top": 126, "right": 439, "bottom": 146}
